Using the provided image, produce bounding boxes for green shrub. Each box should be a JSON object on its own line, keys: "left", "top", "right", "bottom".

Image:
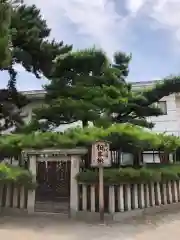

{"left": 139, "top": 168, "right": 161, "bottom": 182}
{"left": 76, "top": 170, "right": 98, "bottom": 183}
{"left": 117, "top": 168, "right": 140, "bottom": 183}
{"left": 160, "top": 168, "right": 179, "bottom": 181}
{"left": 76, "top": 165, "right": 180, "bottom": 184}
{"left": 1, "top": 123, "right": 180, "bottom": 156}
{"left": 0, "top": 164, "right": 36, "bottom": 189}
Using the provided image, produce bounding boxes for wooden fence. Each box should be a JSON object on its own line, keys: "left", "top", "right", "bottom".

{"left": 78, "top": 181, "right": 180, "bottom": 213}
{"left": 0, "top": 156, "right": 30, "bottom": 211}
{"left": 0, "top": 184, "right": 28, "bottom": 210}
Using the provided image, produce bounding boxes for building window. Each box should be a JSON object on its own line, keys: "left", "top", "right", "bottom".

{"left": 156, "top": 101, "right": 167, "bottom": 115}
{"left": 121, "top": 153, "right": 134, "bottom": 166}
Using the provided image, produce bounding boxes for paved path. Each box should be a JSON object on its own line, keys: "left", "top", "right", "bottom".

{"left": 1, "top": 211, "right": 180, "bottom": 239}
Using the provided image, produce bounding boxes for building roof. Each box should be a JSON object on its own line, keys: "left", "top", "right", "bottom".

{"left": 21, "top": 90, "right": 46, "bottom": 99}
{"left": 21, "top": 80, "right": 160, "bottom": 99}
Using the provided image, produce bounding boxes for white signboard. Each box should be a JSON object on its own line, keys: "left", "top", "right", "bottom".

{"left": 91, "top": 141, "right": 111, "bottom": 167}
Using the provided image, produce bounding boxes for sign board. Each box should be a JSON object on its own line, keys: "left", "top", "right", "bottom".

{"left": 91, "top": 141, "right": 111, "bottom": 167}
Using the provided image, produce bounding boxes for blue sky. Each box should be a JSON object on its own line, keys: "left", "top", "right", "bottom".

{"left": 1, "top": 0, "right": 180, "bottom": 91}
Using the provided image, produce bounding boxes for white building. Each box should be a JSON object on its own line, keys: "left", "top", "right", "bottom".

{"left": 133, "top": 81, "right": 180, "bottom": 136}
{"left": 20, "top": 80, "right": 180, "bottom": 136}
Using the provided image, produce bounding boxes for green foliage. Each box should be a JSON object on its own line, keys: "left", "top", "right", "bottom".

{"left": 31, "top": 47, "right": 180, "bottom": 132}
{"left": 0, "top": 0, "right": 24, "bottom": 133}
{"left": 2, "top": 2, "right": 180, "bottom": 156}
{"left": 0, "top": 163, "right": 36, "bottom": 189}
{"left": 0, "top": 2, "right": 71, "bottom": 133}
{"left": 33, "top": 48, "right": 144, "bottom": 129}
{"left": 135, "top": 76, "right": 180, "bottom": 106}
{"left": 34, "top": 48, "right": 119, "bottom": 128}
{"left": 0, "top": 88, "right": 29, "bottom": 132}
{"left": 0, "top": 0, "right": 11, "bottom": 68}
{"left": 76, "top": 165, "right": 180, "bottom": 184}
{"left": 1, "top": 123, "right": 180, "bottom": 156}
{"left": 11, "top": 3, "right": 72, "bottom": 79}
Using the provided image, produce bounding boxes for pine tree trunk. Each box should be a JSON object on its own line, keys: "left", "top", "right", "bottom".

{"left": 133, "top": 151, "right": 142, "bottom": 168}
{"left": 82, "top": 119, "right": 88, "bottom": 128}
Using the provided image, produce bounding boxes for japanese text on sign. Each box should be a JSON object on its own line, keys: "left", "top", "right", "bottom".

{"left": 91, "top": 141, "right": 111, "bottom": 167}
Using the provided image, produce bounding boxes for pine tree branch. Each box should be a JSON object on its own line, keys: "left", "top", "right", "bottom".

{"left": 135, "top": 76, "right": 180, "bottom": 106}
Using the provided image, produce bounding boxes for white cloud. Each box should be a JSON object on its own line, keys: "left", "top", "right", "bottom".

{"left": 126, "top": 0, "right": 146, "bottom": 14}
{"left": 23, "top": 0, "right": 180, "bottom": 58}
{"left": 14, "top": 64, "right": 25, "bottom": 72}
{"left": 150, "top": 0, "right": 180, "bottom": 41}
{"left": 126, "top": 0, "right": 180, "bottom": 42}
{"left": 24, "top": 0, "right": 131, "bottom": 57}
{"left": 58, "top": 0, "right": 123, "bottom": 55}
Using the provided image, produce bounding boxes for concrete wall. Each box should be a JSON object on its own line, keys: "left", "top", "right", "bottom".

{"left": 132, "top": 82, "right": 180, "bottom": 135}
{"left": 21, "top": 99, "right": 44, "bottom": 124}
{"left": 147, "top": 94, "right": 179, "bottom": 135}
{"left": 175, "top": 95, "right": 180, "bottom": 135}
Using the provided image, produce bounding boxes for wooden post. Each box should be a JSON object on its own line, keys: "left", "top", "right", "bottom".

{"left": 91, "top": 141, "right": 111, "bottom": 222}
{"left": 27, "top": 155, "right": 36, "bottom": 213}
{"left": 70, "top": 155, "right": 80, "bottom": 215}
{"left": 99, "top": 166, "right": 104, "bottom": 221}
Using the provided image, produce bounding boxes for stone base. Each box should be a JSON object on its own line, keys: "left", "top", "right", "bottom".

{"left": 2, "top": 202, "right": 180, "bottom": 222}
{"left": 35, "top": 201, "right": 69, "bottom": 213}
{"left": 0, "top": 207, "right": 28, "bottom": 216}
{"left": 74, "top": 202, "right": 180, "bottom": 222}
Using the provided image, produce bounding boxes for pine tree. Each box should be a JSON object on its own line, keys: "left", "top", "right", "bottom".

{"left": 10, "top": 3, "right": 72, "bottom": 80}
{"left": 0, "top": 0, "right": 11, "bottom": 68}
{"left": 26, "top": 47, "right": 180, "bottom": 135}
{"left": 0, "top": 1, "right": 71, "bottom": 132}
{"left": 28, "top": 48, "right": 170, "bottom": 132}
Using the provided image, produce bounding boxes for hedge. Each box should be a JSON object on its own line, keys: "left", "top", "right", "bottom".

{"left": 76, "top": 165, "right": 180, "bottom": 184}
{"left": 1, "top": 123, "right": 180, "bottom": 156}
{"left": 0, "top": 164, "right": 36, "bottom": 189}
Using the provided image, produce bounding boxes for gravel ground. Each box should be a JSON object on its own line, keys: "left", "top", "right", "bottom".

{"left": 0, "top": 211, "right": 180, "bottom": 240}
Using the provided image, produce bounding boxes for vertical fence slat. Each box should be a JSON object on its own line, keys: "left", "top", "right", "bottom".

{"left": 108, "top": 186, "right": 115, "bottom": 214}
{"left": 173, "top": 181, "right": 178, "bottom": 203}
{"left": 132, "top": 184, "right": 138, "bottom": 209}
{"left": 162, "top": 183, "right": 168, "bottom": 205}
{"left": 20, "top": 187, "right": 25, "bottom": 209}
{"left": 167, "top": 181, "right": 173, "bottom": 204}
{"left": 177, "top": 181, "right": 180, "bottom": 202}
{"left": 13, "top": 187, "right": 18, "bottom": 208}
{"left": 156, "top": 182, "right": 161, "bottom": 206}
{"left": 126, "top": 184, "right": 132, "bottom": 211}
{"left": 118, "top": 185, "right": 124, "bottom": 212}
{"left": 17, "top": 187, "right": 21, "bottom": 209}
{"left": 6, "top": 185, "right": 11, "bottom": 207}
{"left": 2, "top": 185, "right": 7, "bottom": 207}
{"left": 139, "top": 184, "right": 145, "bottom": 208}
{"left": 150, "top": 183, "right": 155, "bottom": 207}
{"left": 82, "top": 185, "right": 87, "bottom": 211}
{"left": 0, "top": 185, "right": 2, "bottom": 207}
{"left": 90, "top": 185, "right": 95, "bottom": 212}
{"left": 145, "top": 184, "right": 150, "bottom": 208}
